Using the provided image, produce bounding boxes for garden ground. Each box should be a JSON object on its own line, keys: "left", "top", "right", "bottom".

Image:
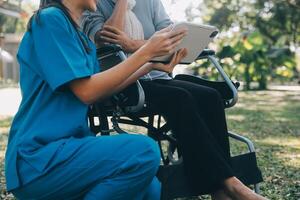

{"left": 1, "top": 87, "right": 299, "bottom": 200}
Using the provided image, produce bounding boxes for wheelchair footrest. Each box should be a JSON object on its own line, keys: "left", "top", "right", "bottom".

{"left": 232, "top": 152, "right": 263, "bottom": 185}
{"left": 157, "top": 152, "right": 263, "bottom": 199}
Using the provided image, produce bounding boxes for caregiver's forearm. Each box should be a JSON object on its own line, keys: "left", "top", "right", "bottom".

{"left": 69, "top": 47, "right": 151, "bottom": 104}
{"left": 114, "top": 63, "right": 152, "bottom": 92}
{"left": 130, "top": 39, "right": 147, "bottom": 52}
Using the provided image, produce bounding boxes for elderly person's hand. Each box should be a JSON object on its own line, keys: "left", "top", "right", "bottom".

{"left": 99, "top": 25, "right": 137, "bottom": 53}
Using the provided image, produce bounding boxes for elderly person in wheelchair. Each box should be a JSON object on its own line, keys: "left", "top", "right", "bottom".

{"left": 82, "top": 0, "right": 267, "bottom": 200}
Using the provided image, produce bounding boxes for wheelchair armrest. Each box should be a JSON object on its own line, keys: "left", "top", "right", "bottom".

{"left": 177, "top": 49, "right": 215, "bottom": 65}
{"left": 124, "top": 80, "right": 145, "bottom": 113}
{"left": 196, "top": 49, "right": 216, "bottom": 60}
{"left": 176, "top": 48, "right": 238, "bottom": 108}
{"left": 207, "top": 55, "right": 238, "bottom": 107}
{"left": 96, "top": 44, "right": 123, "bottom": 58}
{"left": 96, "top": 44, "right": 146, "bottom": 114}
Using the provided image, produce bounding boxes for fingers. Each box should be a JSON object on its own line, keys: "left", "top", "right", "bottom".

{"left": 170, "top": 32, "right": 186, "bottom": 44}
{"left": 100, "top": 30, "right": 119, "bottom": 39}
{"left": 167, "top": 38, "right": 184, "bottom": 53}
{"left": 176, "top": 48, "right": 188, "bottom": 62}
{"left": 102, "top": 25, "right": 122, "bottom": 34}
{"left": 170, "top": 51, "right": 178, "bottom": 64}
{"left": 148, "top": 25, "right": 188, "bottom": 58}
{"left": 162, "top": 29, "right": 187, "bottom": 53}
{"left": 157, "top": 25, "right": 173, "bottom": 33}
{"left": 179, "top": 48, "right": 188, "bottom": 58}
{"left": 170, "top": 48, "right": 188, "bottom": 66}
{"left": 100, "top": 36, "right": 118, "bottom": 44}
{"left": 100, "top": 25, "right": 123, "bottom": 43}
{"left": 168, "top": 28, "right": 188, "bottom": 39}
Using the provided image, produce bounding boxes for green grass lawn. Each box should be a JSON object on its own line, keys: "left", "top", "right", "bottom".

{"left": 1, "top": 89, "right": 300, "bottom": 200}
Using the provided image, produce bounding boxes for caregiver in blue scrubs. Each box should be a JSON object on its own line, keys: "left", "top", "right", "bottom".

{"left": 4, "top": 0, "right": 187, "bottom": 199}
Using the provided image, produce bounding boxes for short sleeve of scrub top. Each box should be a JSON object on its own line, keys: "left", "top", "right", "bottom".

{"left": 5, "top": 7, "right": 100, "bottom": 191}
{"left": 32, "top": 9, "right": 96, "bottom": 91}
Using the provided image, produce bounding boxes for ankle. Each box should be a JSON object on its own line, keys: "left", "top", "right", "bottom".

{"left": 223, "top": 177, "right": 241, "bottom": 193}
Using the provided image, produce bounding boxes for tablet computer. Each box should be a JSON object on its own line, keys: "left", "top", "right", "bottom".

{"left": 151, "top": 22, "right": 219, "bottom": 64}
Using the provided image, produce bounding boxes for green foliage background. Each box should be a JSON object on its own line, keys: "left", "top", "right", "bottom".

{"left": 188, "top": 0, "right": 300, "bottom": 90}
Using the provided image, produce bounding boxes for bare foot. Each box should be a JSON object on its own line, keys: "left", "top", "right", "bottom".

{"left": 211, "top": 189, "right": 232, "bottom": 200}
{"left": 223, "top": 177, "right": 268, "bottom": 200}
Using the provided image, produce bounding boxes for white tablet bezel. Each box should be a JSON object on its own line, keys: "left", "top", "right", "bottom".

{"left": 151, "top": 22, "right": 219, "bottom": 64}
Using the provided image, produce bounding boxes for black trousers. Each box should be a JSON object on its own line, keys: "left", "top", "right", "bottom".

{"left": 140, "top": 77, "right": 234, "bottom": 194}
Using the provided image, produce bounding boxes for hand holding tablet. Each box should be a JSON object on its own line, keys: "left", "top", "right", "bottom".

{"left": 151, "top": 22, "right": 219, "bottom": 64}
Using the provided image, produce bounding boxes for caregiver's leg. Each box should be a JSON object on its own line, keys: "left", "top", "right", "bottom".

{"left": 85, "top": 176, "right": 161, "bottom": 200}
{"left": 143, "top": 177, "right": 161, "bottom": 200}
{"left": 12, "top": 135, "right": 161, "bottom": 200}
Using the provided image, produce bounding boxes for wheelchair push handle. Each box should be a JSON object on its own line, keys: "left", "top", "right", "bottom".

{"left": 207, "top": 54, "right": 238, "bottom": 107}
{"left": 182, "top": 49, "right": 239, "bottom": 108}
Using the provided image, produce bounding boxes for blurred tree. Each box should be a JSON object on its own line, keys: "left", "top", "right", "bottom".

{"left": 0, "top": 14, "right": 7, "bottom": 32}
{"left": 0, "top": 1, "right": 35, "bottom": 34}
{"left": 188, "top": 0, "right": 299, "bottom": 90}
{"left": 255, "top": 0, "right": 300, "bottom": 48}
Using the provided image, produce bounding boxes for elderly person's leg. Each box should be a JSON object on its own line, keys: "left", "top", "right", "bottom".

{"left": 12, "top": 135, "right": 161, "bottom": 200}
{"left": 140, "top": 80, "right": 234, "bottom": 194}
{"left": 162, "top": 78, "right": 231, "bottom": 162}
{"left": 141, "top": 80, "right": 267, "bottom": 200}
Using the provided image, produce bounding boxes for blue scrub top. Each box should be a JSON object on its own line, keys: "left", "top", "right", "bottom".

{"left": 5, "top": 7, "right": 100, "bottom": 191}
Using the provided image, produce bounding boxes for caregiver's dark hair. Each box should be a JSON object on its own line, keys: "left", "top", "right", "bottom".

{"left": 28, "top": 0, "right": 91, "bottom": 53}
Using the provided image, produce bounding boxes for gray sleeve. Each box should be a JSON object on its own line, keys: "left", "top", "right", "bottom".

{"left": 152, "top": 0, "right": 173, "bottom": 31}
{"left": 81, "top": 3, "right": 106, "bottom": 41}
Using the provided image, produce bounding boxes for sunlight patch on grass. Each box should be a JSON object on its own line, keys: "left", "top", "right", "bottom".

{"left": 226, "top": 114, "right": 246, "bottom": 122}
{"left": 259, "top": 137, "right": 300, "bottom": 148}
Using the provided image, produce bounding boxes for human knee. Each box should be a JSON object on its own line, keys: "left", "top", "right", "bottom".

{"left": 173, "top": 88, "right": 195, "bottom": 104}
{"left": 131, "top": 135, "right": 161, "bottom": 171}
{"left": 202, "top": 87, "right": 223, "bottom": 104}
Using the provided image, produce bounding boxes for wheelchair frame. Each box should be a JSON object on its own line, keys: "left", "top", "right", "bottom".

{"left": 89, "top": 45, "right": 262, "bottom": 197}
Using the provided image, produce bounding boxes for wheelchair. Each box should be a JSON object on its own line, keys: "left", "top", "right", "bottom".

{"left": 88, "top": 44, "right": 263, "bottom": 199}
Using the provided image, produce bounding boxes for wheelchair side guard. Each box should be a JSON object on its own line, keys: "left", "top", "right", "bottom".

{"left": 229, "top": 131, "right": 263, "bottom": 193}
{"left": 157, "top": 152, "right": 263, "bottom": 200}
{"left": 232, "top": 152, "right": 263, "bottom": 186}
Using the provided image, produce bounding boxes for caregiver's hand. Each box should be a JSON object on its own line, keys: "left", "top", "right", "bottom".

{"left": 150, "top": 48, "right": 188, "bottom": 73}
{"left": 142, "top": 26, "right": 187, "bottom": 58}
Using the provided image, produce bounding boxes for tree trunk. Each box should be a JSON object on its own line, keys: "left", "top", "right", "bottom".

{"left": 244, "top": 64, "right": 251, "bottom": 90}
